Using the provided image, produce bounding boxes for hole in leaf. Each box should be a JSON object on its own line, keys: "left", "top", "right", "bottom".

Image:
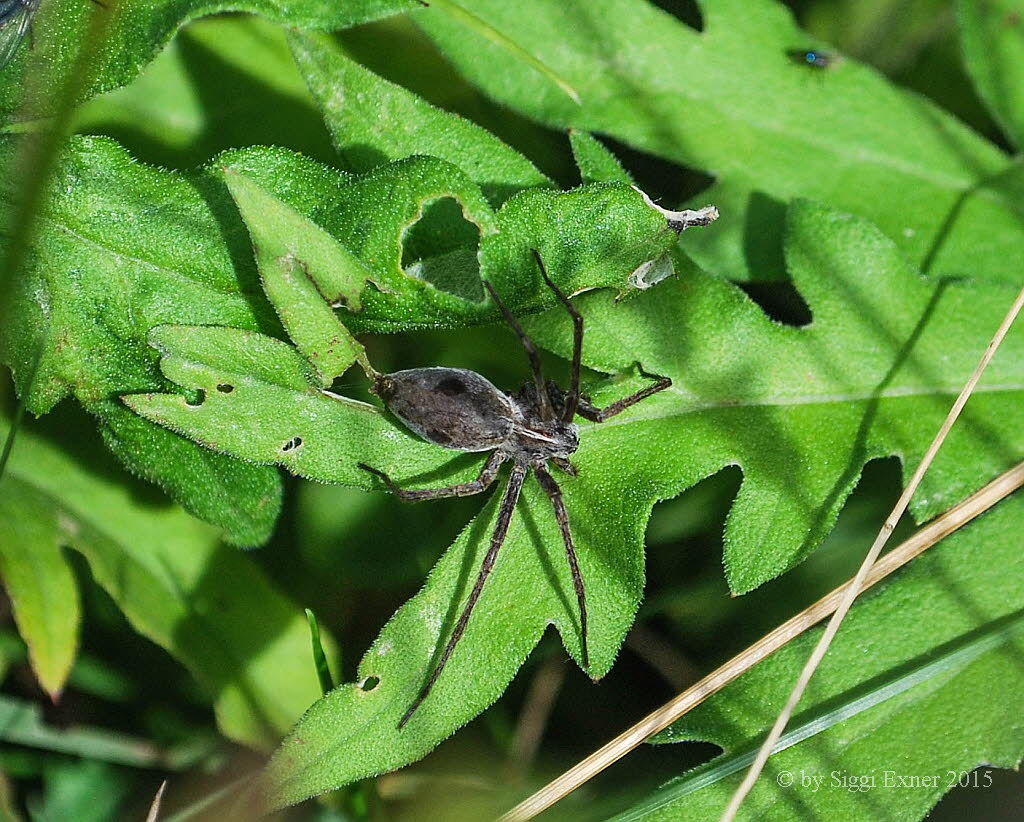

{"left": 401, "top": 197, "right": 483, "bottom": 301}
{"left": 281, "top": 436, "right": 303, "bottom": 452}
{"left": 216, "top": 383, "right": 234, "bottom": 393}
{"left": 185, "top": 389, "right": 206, "bottom": 408}
{"left": 360, "top": 675, "right": 380, "bottom": 692}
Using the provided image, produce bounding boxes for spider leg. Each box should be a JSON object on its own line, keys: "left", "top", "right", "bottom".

{"left": 533, "top": 464, "right": 589, "bottom": 670}
{"left": 482, "top": 280, "right": 555, "bottom": 421}
{"left": 358, "top": 451, "right": 505, "bottom": 501}
{"left": 551, "top": 456, "right": 577, "bottom": 477}
{"left": 576, "top": 364, "right": 672, "bottom": 422}
{"left": 532, "top": 250, "right": 583, "bottom": 423}
{"left": 399, "top": 463, "right": 528, "bottom": 728}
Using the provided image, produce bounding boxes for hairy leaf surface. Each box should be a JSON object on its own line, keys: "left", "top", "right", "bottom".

{"left": 217, "top": 199, "right": 1022, "bottom": 804}
{"left": 289, "top": 31, "right": 552, "bottom": 204}
{"left": 0, "top": 134, "right": 675, "bottom": 542}
{"left": 414, "top": 0, "right": 1023, "bottom": 284}
{"left": 0, "top": 0, "right": 424, "bottom": 121}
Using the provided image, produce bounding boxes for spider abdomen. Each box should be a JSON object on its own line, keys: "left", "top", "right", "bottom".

{"left": 372, "top": 367, "right": 515, "bottom": 452}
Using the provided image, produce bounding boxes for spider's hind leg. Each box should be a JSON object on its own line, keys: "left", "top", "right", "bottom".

{"left": 534, "top": 464, "right": 589, "bottom": 670}
{"left": 358, "top": 451, "right": 505, "bottom": 502}
{"left": 483, "top": 280, "right": 554, "bottom": 421}
{"left": 399, "top": 463, "right": 528, "bottom": 728}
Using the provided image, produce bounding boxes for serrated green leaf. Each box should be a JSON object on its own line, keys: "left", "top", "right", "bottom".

{"left": 0, "top": 479, "right": 79, "bottom": 699}
{"left": 414, "top": 0, "right": 1024, "bottom": 284}
{"left": 11, "top": 135, "right": 651, "bottom": 540}
{"left": 125, "top": 175, "right": 689, "bottom": 487}
{"left": 957, "top": 0, "right": 1024, "bottom": 148}
{"left": 627, "top": 493, "right": 1024, "bottom": 821}
{"left": 224, "top": 169, "right": 371, "bottom": 383}
{"left": 527, "top": 200, "right": 1024, "bottom": 592}
{"left": 245, "top": 200, "right": 1022, "bottom": 806}
{"left": 0, "top": 408, "right": 334, "bottom": 748}
{"left": 289, "top": 30, "right": 551, "bottom": 204}
{"left": 0, "top": 135, "right": 282, "bottom": 546}
{"left": 0, "top": 0, "right": 426, "bottom": 121}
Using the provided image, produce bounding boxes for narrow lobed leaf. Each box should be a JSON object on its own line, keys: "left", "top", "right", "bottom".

{"left": 0, "top": 479, "right": 80, "bottom": 699}
{"left": 289, "top": 30, "right": 552, "bottom": 205}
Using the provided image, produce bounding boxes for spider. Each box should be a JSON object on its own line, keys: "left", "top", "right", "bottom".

{"left": 359, "top": 251, "right": 672, "bottom": 728}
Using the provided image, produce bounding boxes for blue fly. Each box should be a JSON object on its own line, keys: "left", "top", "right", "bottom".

{"left": 0, "top": 0, "right": 40, "bottom": 70}
{"left": 787, "top": 49, "right": 836, "bottom": 70}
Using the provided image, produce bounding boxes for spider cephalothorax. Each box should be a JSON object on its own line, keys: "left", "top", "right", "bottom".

{"left": 360, "top": 251, "right": 671, "bottom": 727}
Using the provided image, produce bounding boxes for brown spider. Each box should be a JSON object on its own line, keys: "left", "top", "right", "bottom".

{"left": 359, "top": 251, "right": 671, "bottom": 728}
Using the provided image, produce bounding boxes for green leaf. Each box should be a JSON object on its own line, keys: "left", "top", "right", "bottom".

{"left": 569, "top": 130, "right": 634, "bottom": 185}
{"left": 73, "top": 16, "right": 339, "bottom": 169}
{"left": 413, "top": 0, "right": 1024, "bottom": 284}
{"left": 620, "top": 609, "right": 1024, "bottom": 819}
{"left": 0, "top": 0, "right": 426, "bottom": 121}
{"left": 0, "top": 407, "right": 334, "bottom": 748}
{"left": 526, "top": 201, "right": 1024, "bottom": 590}
{"left": 0, "top": 479, "right": 80, "bottom": 699}
{"left": 224, "top": 169, "right": 372, "bottom": 383}
{"left": 289, "top": 31, "right": 551, "bottom": 204}
{"left": 33, "top": 759, "right": 133, "bottom": 822}
{"left": 626, "top": 494, "right": 1024, "bottom": 821}
{"left": 306, "top": 610, "right": 336, "bottom": 696}
{"left": 957, "top": 0, "right": 1024, "bottom": 148}
{"left": 0, "top": 135, "right": 281, "bottom": 547}
{"left": 124, "top": 176, "right": 687, "bottom": 485}
{"left": 247, "top": 201, "right": 1022, "bottom": 805}
{"left": 0, "top": 694, "right": 163, "bottom": 767}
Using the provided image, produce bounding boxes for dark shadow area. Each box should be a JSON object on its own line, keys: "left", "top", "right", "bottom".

{"left": 80, "top": 24, "right": 337, "bottom": 170}
{"left": 648, "top": 0, "right": 704, "bottom": 32}
{"left": 930, "top": 764, "right": 1024, "bottom": 820}
{"left": 587, "top": 133, "right": 714, "bottom": 206}
{"left": 737, "top": 280, "right": 812, "bottom": 327}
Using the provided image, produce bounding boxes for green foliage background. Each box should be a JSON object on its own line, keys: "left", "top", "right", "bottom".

{"left": 1, "top": 0, "right": 1022, "bottom": 820}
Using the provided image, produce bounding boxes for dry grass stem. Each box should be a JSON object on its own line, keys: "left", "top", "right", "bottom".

{"left": 720, "top": 285, "right": 1024, "bottom": 821}
{"left": 499, "top": 456, "right": 1024, "bottom": 821}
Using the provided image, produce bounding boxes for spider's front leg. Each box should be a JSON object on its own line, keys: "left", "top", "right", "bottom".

{"left": 576, "top": 364, "right": 672, "bottom": 423}
{"left": 358, "top": 451, "right": 506, "bottom": 502}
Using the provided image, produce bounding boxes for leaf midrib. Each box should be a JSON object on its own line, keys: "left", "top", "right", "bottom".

{"left": 40, "top": 214, "right": 249, "bottom": 301}
{"left": 579, "top": 381, "right": 1024, "bottom": 434}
